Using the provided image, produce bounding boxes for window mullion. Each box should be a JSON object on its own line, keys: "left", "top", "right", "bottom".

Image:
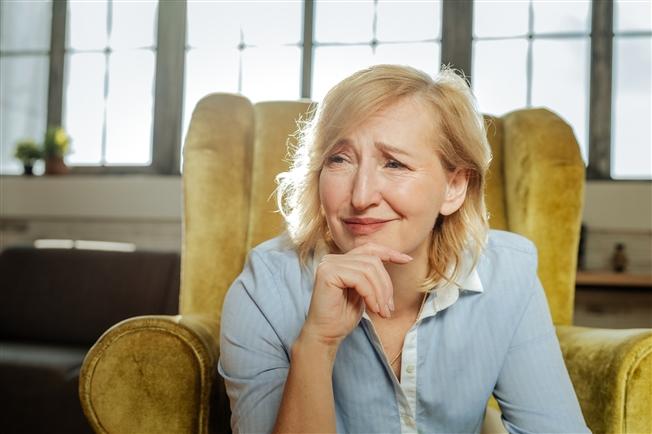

{"left": 441, "top": 0, "right": 473, "bottom": 81}
{"left": 526, "top": 0, "right": 533, "bottom": 107}
{"left": 301, "top": 0, "right": 315, "bottom": 99}
{"left": 588, "top": 0, "right": 613, "bottom": 179}
{"left": 151, "top": 0, "right": 187, "bottom": 175}
{"left": 47, "top": 0, "right": 67, "bottom": 128}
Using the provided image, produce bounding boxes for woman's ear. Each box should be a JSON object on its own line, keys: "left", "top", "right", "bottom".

{"left": 440, "top": 168, "right": 469, "bottom": 216}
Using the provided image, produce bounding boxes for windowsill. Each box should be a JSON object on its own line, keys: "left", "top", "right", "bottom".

{"left": 0, "top": 174, "right": 182, "bottom": 220}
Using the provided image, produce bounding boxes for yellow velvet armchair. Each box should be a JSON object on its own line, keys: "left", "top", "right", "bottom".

{"left": 79, "top": 93, "right": 652, "bottom": 434}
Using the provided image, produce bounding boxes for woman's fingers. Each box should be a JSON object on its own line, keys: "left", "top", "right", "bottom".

{"left": 316, "top": 242, "right": 413, "bottom": 321}
{"left": 348, "top": 242, "right": 413, "bottom": 265}
{"left": 327, "top": 264, "right": 386, "bottom": 316}
{"left": 344, "top": 255, "right": 395, "bottom": 313}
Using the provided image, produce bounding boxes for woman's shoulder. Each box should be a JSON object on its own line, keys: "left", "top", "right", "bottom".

{"left": 237, "top": 232, "right": 314, "bottom": 310}
{"left": 247, "top": 232, "right": 307, "bottom": 277}
{"left": 485, "top": 229, "right": 538, "bottom": 259}
{"left": 476, "top": 230, "right": 540, "bottom": 301}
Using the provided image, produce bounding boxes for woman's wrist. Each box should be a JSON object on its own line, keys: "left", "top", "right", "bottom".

{"left": 293, "top": 326, "right": 340, "bottom": 365}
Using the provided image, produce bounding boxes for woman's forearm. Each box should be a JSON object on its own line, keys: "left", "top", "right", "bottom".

{"left": 272, "top": 330, "right": 339, "bottom": 433}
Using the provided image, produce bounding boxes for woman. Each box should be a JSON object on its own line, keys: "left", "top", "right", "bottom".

{"left": 218, "top": 65, "right": 590, "bottom": 433}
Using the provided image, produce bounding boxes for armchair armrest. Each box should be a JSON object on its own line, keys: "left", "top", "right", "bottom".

{"left": 556, "top": 325, "right": 652, "bottom": 434}
{"left": 79, "top": 314, "right": 221, "bottom": 434}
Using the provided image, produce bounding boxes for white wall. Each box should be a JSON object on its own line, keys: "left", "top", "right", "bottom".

{"left": 1, "top": 176, "right": 651, "bottom": 272}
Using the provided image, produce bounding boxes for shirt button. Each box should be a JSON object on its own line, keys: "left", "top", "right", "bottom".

{"left": 406, "top": 365, "right": 415, "bottom": 374}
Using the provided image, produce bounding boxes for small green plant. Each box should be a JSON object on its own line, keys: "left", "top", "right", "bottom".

{"left": 13, "top": 139, "right": 43, "bottom": 165}
{"left": 43, "top": 126, "right": 70, "bottom": 158}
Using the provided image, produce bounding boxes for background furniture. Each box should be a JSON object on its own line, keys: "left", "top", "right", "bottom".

{"left": 79, "top": 93, "right": 652, "bottom": 434}
{"left": 574, "top": 272, "right": 652, "bottom": 330}
{"left": 0, "top": 246, "right": 179, "bottom": 434}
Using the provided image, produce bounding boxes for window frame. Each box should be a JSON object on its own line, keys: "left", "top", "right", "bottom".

{"left": 29, "top": 0, "right": 650, "bottom": 180}
{"left": 47, "top": 0, "right": 186, "bottom": 175}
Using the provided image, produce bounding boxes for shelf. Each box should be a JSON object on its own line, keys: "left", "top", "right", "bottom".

{"left": 576, "top": 271, "right": 652, "bottom": 288}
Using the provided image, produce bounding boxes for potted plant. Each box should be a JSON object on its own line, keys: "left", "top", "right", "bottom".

{"left": 43, "top": 126, "right": 71, "bottom": 175}
{"left": 13, "top": 139, "right": 43, "bottom": 175}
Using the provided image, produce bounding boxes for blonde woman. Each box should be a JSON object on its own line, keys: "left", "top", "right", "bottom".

{"left": 218, "top": 65, "right": 590, "bottom": 434}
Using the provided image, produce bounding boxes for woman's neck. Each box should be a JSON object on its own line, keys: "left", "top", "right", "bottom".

{"left": 383, "top": 250, "right": 429, "bottom": 317}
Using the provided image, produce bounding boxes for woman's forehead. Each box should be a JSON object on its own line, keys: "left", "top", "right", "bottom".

{"left": 327, "top": 98, "right": 437, "bottom": 155}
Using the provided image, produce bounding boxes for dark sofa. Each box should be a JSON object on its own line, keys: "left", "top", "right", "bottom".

{"left": 0, "top": 246, "right": 180, "bottom": 434}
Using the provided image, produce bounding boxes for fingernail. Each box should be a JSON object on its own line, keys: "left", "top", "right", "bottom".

{"left": 388, "top": 298, "right": 395, "bottom": 311}
{"left": 401, "top": 253, "right": 413, "bottom": 261}
{"left": 385, "top": 304, "right": 392, "bottom": 318}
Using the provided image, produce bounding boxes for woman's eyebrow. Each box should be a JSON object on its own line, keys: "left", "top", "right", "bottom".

{"left": 375, "top": 141, "right": 412, "bottom": 157}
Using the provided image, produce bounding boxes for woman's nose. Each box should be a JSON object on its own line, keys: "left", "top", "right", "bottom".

{"left": 351, "top": 164, "right": 382, "bottom": 210}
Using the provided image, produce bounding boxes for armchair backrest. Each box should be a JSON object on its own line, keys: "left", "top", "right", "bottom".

{"left": 181, "top": 94, "right": 584, "bottom": 337}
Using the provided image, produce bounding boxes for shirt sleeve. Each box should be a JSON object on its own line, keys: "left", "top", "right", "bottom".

{"left": 493, "top": 268, "right": 592, "bottom": 434}
{"left": 217, "top": 251, "right": 290, "bottom": 434}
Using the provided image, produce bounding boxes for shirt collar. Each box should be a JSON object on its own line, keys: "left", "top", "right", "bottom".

{"left": 421, "top": 250, "right": 483, "bottom": 321}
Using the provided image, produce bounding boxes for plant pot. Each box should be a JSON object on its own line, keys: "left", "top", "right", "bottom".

{"left": 45, "top": 156, "right": 69, "bottom": 175}
{"left": 23, "top": 164, "right": 34, "bottom": 176}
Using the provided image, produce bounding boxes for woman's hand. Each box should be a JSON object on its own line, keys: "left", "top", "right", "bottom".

{"left": 300, "top": 242, "right": 413, "bottom": 348}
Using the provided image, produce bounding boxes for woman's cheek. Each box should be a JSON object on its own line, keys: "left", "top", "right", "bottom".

{"left": 319, "top": 174, "right": 348, "bottom": 213}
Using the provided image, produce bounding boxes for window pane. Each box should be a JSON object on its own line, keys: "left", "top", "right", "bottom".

{"left": 64, "top": 53, "right": 105, "bottom": 164}
{"left": 532, "top": 39, "right": 589, "bottom": 162}
{"left": 110, "top": 1, "right": 157, "bottom": 49}
{"left": 67, "top": 0, "right": 108, "bottom": 50}
{"left": 187, "top": 1, "right": 301, "bottom": 48}
{"left": 533, "top": 0, "right": 590, "bottom": 34}
{"left": 473, "top": 1, "right": 529, "bottom": 38}
{"left": 182, "top": 47, "right": 240, "bottom": 144}
{"left": 312, "top": 46, "right": 374, "bottom": 101}
{"left": 187, "top": 2, "right": 241, "bottom": 48}
{"left": 105, "top": 50, "right": 155, "bottom": 165}
{"left": 241, "top": 46, "right": 302, "bottom": 102}
{"left": 315, "top": 0, "right": 374, "bottom": 43}
{"left": 1, "top": 0, "right": 52, "bottom": 51}
{"left": 0, "top": 56, "right": 49, "bottom": 174}
{"left": 238, "top": 2, "right": 302, "bottom": 46}
{"left": 374, "top": 42, "right": 440, "bottom": 75}
{"left": 376, "top": 0, "right": 442, "bottom": 42}
{"left": 472, "top": 39, "right": 528, "bottom": 115}
{"left": 615, "top": 0, "right": 652, "bottom": 33}
{"left": 612, "top": 37, "right": 651, "bottom": 179}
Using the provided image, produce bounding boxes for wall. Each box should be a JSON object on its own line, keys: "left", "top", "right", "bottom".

{"left": 582, "top": 181, "right": 652, "bottom": 273}
{"left": 1, "top": 176, "right": 651, "bottom": 272}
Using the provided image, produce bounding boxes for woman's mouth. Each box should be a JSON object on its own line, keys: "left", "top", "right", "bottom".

{"left": 343, "top": 219, "right": 392, "bottom": 235}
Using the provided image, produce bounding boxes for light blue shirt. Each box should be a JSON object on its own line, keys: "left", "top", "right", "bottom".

{"left": 218, "top": 230, "right": 591, "bottom": 434}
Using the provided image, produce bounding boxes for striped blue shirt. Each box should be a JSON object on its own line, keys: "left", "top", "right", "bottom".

{"left": 218, "top": 230, "right": 591, "bottom": 433}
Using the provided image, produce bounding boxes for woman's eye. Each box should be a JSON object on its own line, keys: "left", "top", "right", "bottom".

{"left": 385, "top": 159, "right": 406, "bottom": 169}
{"left": 326, "top": 154, "right": 346, "bottom": 165}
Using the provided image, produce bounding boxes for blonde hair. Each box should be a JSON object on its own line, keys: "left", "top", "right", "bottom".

{"left": 276, "top": 64, "right": 491, "bottom": 292}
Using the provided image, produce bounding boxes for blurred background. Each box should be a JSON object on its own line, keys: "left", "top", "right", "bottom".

{"left": 1, "top": 0, "right": 651, "bottom": 328}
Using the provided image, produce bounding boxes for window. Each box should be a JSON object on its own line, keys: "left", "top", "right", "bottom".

{"left": 472, "top": 0, "right": 591, "bottom": 161}
{"left": 611, "top": 0, "right": 651, "bottom": 179}
{"left": 0, "top": 0, "right": 648, "bottom": 180}
{"left": 183, "top": 1, "right": 303, "bottom": 147}
{"left": 312, "top": 0, "right": 441, "bottom": 100}
{"left": 0, "top": 0, "right": 52, "bottom": 175}
{"left": 64, "top": 0, "right": 158, "bottom": 167}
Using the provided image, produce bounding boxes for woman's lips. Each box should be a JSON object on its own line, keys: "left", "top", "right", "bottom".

{"left": 344, "top": 220, "right": 391, "bottom": 235}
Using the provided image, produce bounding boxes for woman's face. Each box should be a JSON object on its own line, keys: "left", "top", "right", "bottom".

{"left": 318, "top": 96, "right": 468, "bottom": 259}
